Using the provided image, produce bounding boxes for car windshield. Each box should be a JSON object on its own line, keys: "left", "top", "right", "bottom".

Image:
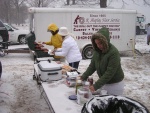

{"left": 4, "top": 23, "right": 18, "bottom": 30}
{"left": 9, "top": 24, "right": 18, "bottom": 30}
{"left": 137, "top": 17, "right": 145, "bottom": 22}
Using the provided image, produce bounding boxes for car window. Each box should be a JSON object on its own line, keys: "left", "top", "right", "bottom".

{"left": 4, "top": 24, "right": 18, "bottom": 30}
{"left": 4, "top": 24, "right": 11, "bottom": 30}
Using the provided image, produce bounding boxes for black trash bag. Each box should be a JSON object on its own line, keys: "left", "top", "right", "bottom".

{"left": 81, "top": 95, "right": 149, "bottom": 113}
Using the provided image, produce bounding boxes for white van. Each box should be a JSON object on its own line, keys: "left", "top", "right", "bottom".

{"left": 28, "top": 8, "right": 137, "bottom": 59}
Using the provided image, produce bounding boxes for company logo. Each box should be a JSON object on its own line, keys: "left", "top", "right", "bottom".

{"left": 74, "top": 15, "right": 85, "bottom": 24}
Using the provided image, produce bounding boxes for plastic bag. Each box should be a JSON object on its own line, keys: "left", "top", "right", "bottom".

{"left": 81, "top": 95, "right": 149, "bottom": 113}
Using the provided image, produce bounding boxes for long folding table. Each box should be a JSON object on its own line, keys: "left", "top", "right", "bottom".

{"left": 41, "top": 81, "right": 82, "bottom": 113}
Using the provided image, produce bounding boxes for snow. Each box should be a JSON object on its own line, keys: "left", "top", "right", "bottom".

{"left": 0, "top": 33, "right": 150, "bottom": 113}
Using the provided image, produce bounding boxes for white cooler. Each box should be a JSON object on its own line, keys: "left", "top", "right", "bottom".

{"left": 37, "top": 61, "right": 62, "bottom": 81}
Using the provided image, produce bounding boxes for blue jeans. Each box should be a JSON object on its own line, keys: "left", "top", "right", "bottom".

{"left": 0, "top": 61, "right": 2, "bottom": 78}
{"left": 69, "top": 61, "right": 80, "bottom": 69}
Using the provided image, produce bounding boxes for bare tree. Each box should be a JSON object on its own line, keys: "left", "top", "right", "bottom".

{"left": 106, "top": 0, "right": 150, "bottom": 8}
{"left": 65, "top": 0, "right": 150, "bottom": 8}
{"left": 0, "top": 0, "right": 12, "bottom": 23}
{"left": 26, "top": 0, "right": 54, "bottom": 7}
{"left": 11, "top": 0, "right": 27, "bottom": 24}
{"left": 67, "top": 0, "right": 70, "bottom": 5}
{"left": 72, "top": 0, "right": 76, "bottom": 5}
{"left": 100, "top": 0, "right": 107, "bottom": 8}
{"left": 0, "top": 0, "right": 28, "bottom": 24}
{"left": 143, "top": 0, "right": 150, "bottom": 5}
{"left": 1, "top": 0, "right": 150, "bottom": 24}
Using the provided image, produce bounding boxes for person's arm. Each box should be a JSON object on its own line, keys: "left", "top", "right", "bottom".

{"left": 93, "top": 51, "right": 120, "bottom": 90}
{"left": 43, "top": 36, "right": 52, "bottom": 45}
{"left": 81, "top": 52, "right": 96, "bottom": 81}
{"left": 54, "top": 40, "right": 70, "bottom": 57}
{"left": 45, "top": 41, "right": 52, "bottom": 45}
{"left": 56, "top": 48, "right": 62, "bottom": 52}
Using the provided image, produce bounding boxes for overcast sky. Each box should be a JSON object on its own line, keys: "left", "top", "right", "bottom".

{"left": 109, "top": 0, "right": 150, "bottom": 23}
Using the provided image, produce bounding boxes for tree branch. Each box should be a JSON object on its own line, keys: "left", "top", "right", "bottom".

{"left": 0, "top": 92, "right": 9, "bottom": 96}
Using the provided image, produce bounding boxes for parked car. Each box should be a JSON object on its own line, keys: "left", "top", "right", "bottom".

{"left": 0, "top": 20, "right": 9, "bottom": 42}
{"left": 4, "top": 23, "right": 29, "bottom": 44}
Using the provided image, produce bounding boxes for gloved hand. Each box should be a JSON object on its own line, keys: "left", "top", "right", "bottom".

{"left": 48, "top": 49, "right": 52, "bottom": 55}
{"left": 89, "top": 85, "right": 95, "bottom": 93}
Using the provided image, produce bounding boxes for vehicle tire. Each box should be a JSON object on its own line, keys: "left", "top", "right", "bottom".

{"left": 136, "top": 26, "right": 140, "bottom": 35}
{"left": 0, "top": 50, "right": 5, "bottom": 57}
{"left": 18, "top": 35, "right": 27, "bottom": 44}
{"left": 82, "top": 45, "right": 93, "bottom": 59}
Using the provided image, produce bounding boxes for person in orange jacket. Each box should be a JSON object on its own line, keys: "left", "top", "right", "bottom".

{"left": 42, "top": 23, "right": 63, "bottom": 61}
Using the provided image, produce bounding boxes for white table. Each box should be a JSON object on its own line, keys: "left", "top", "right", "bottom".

{"left": 33, "top": 60, "right": 83, "bottom": 113}
{"left": 41, "top": 81, "right": 83, "bottom": 113}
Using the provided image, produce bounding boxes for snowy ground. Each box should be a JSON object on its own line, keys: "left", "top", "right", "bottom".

{"left": 0, "top": 35, "right": 150, "bottom": 113}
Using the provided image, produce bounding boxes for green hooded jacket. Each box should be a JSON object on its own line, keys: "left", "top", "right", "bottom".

{"left": 81, "top": 27, "right": 124, "bottom": 90}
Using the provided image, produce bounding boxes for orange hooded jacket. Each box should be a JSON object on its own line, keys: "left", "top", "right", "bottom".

{"left": 45, "top": 23, "right": 63, "bottom": 59}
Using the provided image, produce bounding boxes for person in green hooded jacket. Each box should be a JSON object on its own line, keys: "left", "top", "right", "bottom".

{"left": 81, "top": 27, "right": 124, "bottom": 95}
{"left": 42, "top": 23, "right": 63, "bottom": 61}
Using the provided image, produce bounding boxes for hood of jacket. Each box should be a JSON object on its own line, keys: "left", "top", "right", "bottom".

{"left": 91, "top": 27, "right": 110, "bottom": 53}
{"left": 47, "top": 23, "right": 58, "bottom": 32}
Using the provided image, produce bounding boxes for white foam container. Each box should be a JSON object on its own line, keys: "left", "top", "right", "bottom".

{"left": 38, "top": 61, "right": 62, "bottom": 81}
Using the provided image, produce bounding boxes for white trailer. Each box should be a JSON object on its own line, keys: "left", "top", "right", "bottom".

{"left": 28, "top": 8, "right": 137, "bottom": 59}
